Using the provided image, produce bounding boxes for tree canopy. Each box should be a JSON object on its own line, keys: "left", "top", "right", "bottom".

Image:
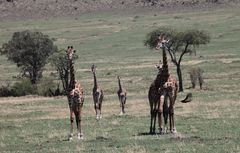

{"left": 144, "top": 27, "right": 176, "bottom": 49}
{"left": 0, "top": 30, "right": 57, "bottom": 84}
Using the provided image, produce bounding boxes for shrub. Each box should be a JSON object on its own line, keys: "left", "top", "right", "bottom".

{"left": 188, "top": 67, "right": 204, "bottom": 89}
{"left": 11, "top": 80, "right": 37, "bottom": 96}
{"left": 37, "top": 79, "right": 64, "bottom": 97}
{"left": 0, "top": 79, "right": 64, "bottom": 97}
{"left": 0, "top": 84, "right": 12, "bottom": 97}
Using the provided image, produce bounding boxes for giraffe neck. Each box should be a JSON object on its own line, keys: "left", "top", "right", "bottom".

{"left": 162, "top": 47, "right": 169, "bottom": 81}
{"left": 69, "top": 59, "right": 75, "bottom": 91}
{"left": 93, "top": 72, "right": 98, "bottom": 89}
{"left": 118, "top": 78, "right": 122, "bottom": 91}
{"left": 154, "top": 71, "right": 163, "bottom": 89}
{"left": 153, "top": 47, "right": 169, "bottom": 89}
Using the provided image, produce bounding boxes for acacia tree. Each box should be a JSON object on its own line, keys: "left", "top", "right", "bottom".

{"left": 144, "top": 27, "right": 210, "bottom": 92}
{"left": 0, "top": 30, "right": 57, "bottom": 84}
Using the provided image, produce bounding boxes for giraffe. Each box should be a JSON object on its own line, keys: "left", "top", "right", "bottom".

{"left": 117, "top": 76, "right": 127, "bottom": 115}
{"left": 156, "top": 35, "right": 178, "bottom": 134}
{"left": 66, "top": 46, "right": 84, "bottom": 140}
{"left": 148, "top": 60, "right": 164, "bottom": 134}
{"left": 91, "top": 65, "right": 104, "bottom": 120}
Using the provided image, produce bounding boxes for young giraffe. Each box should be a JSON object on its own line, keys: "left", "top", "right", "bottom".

{"left": 156, "top": 35, "right": 178, "bottom": 134}
{"left": 91, "top": 65, "right": 104, "bottom": 120}
{"left": 117, "top": 76, "right": 127, "bottom": 115}
{"left": 66, "top": 46, "right": 84, "bottom": 140}
{"left": 148, "top": 60, "right": 164, "bottom": 134}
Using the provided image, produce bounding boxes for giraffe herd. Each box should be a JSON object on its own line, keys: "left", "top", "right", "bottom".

{"left": 65, "top": 35, "right": 181, "bottom": 140}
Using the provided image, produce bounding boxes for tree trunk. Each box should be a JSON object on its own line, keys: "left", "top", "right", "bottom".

{"left": 31, "top": 58, "right": 37, "bottom": 84}
{"left": 32, "top": 69, "right": 37, "bottom": 84}
{"left": 176, "top": 64, "right": 183, "bottom": 92}
{"left": 29, "top": 70, "right": 37, "bottom": 84}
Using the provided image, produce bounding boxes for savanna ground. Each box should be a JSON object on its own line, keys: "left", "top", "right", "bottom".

{"left": 0, "top": 6, "right": 240, "bottom": 153}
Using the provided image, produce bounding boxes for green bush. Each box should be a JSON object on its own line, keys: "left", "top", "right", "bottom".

{"left": 36, "top": 79, "right": 63, "bottom": 97}
{"left": 11, "top": 80, "right": 37, "bottom": 96}
{"left": 0, "top": 84, "right": 12, "bottom": 97}
{"left": 188, "top": 67, "right": 204, "bottom": 89}
{"left": 0, "top": 79, "right": 64, "bottom": 97}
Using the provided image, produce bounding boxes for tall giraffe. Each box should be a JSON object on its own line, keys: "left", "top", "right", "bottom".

{"left": 66, "top": 46, "right": 84, "bottom": 140}
{"left": 156, "top": 35, "right": 178, "bottom": 134}
{"left": 117, "top": 76, "right": 127, "bottom": 115}
{"left": 91, "top": 65, "right": 104, "bottom": 119}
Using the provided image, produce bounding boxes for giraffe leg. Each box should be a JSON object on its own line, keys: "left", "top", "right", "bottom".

{"left": 152, "top": 102, "right": 158, "bottom": 134}
{"left": 96, "top": 101, "right": 102, "bottom": 120}
{"left": 169, "top": 95, "right": 173, "bottom": 133}
{"left": 169, "top": 95, "right": 177, "bottom": 134}
{"left": 169, "top": 106, "right": 177, "bottom": 133}
{"left": 169, "top": 106, "right": 172, "bottom": 132}
{"left": 163, "top": 98, "right": 169, "bottom": 133}
{"left": 150, "top": 109, "right": 154, "bottom": 134}
{"left": 149, "top": 97, "right": 153, "bottom": 134}
{"left": 76, "top": 108, "right": 84, "bottom": 140}
{"left": 122, "top": 97, "right": 126, "bottom": 114}
{"left": 122, "top": 103, "right": 125, "bottom": 114}
{"left": 75, "top": 112, "right": 80, "bottom": 140}
{"left": 158, "top": 95, "right": 165, "bottom": 135}
{"left": 153, "top": 109, "right": 158, "bottom": 134}
{"left": 94, "top": 103, "right": 99, "bottom": 119}
{"left": 171, "top": 107, "right": 177, "bottom": 134}
{"left": 120, "top": 101, "right": 123, "bottom": 115}
{"left": 120, "top": 97, "right": 126, "bottom": 115}
{"left": 99, "top": 101, "right": 102, "bottom": 119}
{"left": 69, "top": 110, "right": 74, "bottom": 141}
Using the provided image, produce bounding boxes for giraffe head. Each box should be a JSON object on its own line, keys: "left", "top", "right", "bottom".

{"left": 155, "top": 60, "right": 163, "bottom": 72}
{"left": 66, "top": 46, "right": 76, "bottom": 60}
{"left": 156, "top": 34, "right": 170, "bottom": 49}
{"left": 91, "top": 64, "right": 96, "bottom": 73}
{"left": 71, "top": 82, "right": 84, "bottom": 103}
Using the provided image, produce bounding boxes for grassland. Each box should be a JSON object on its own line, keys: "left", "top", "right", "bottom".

{"left": 0, "top": 7, "right": 240, "bottom": 153}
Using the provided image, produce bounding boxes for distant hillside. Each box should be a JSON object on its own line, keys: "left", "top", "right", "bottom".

{"left": 0, "top": 0, "right": 239, "bottom": 19}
